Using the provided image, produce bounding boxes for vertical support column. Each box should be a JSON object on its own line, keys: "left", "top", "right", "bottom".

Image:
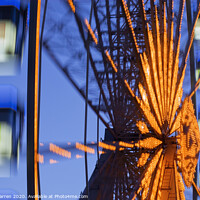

{"left": 27, "top": 0, "right": 41, "bottom": 199}
{"left": 186, "top": 1, "right": 197, "bottom": 200}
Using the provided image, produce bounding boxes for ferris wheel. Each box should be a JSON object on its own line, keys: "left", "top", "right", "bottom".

{"left": 41, "top": 0, "right": 200, "bottom": 199}
{"left": 1, "top": 0, "right": 199, "bottom": 199}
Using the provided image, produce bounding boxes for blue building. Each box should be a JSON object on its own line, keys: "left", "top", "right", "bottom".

{"left": 0, "top": 85, "right": 23, "bottom": 177}
{"left": 0, "top": 0, "right": 28, "bottom": 75}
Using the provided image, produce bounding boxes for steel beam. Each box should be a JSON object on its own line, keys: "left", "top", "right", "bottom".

{"left": 27, "top": 0, "right": 41, "bottom": 199}
{"left": 71, "top": 10, "right": 116, "bottom": 137}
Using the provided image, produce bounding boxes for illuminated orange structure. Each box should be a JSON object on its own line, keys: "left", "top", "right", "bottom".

{"left": 49, "top": 159, "right": 58, "bottom": 164}
{"left": 177, "top": 97, "right": 200, "bottom": 187}
{"left": 37, "top": 154, "right": 44, "bottom": 164}
{"left": 105, "top": 50, "right": 118, "bottom": 73}
{"left": 49, "top": 143, "right": 71, "bottom": 158}
{"left": 76, "top": 154, "right": 83, "bottom": 159}
{"left": 67, "top": 0, "right": 75, "bottom": 13}
{"left": 84, "top": 19, "right": 98, "bottom": 45}
{"left": 76, "top": 142, "right": 95, "bottom": 154}
{"left": 136, "top": 121, "right": 149, "bottom": 134}
{"left": 137, "top": 153, "right": 150, "bottom": 167}
{"left": 80, "top": 0, "right": 200, "bottom": 198}
{"left": 44, "top": 0, "right": 200, "bottom": 199}
{"left": 119, "top": 141, "right": 134, "bottom": 148}
{"left": 135, "top": 137, "right": 162, "bottom": 149}
{"left": 98, "top": 141, "right": 116, "bottom": 151}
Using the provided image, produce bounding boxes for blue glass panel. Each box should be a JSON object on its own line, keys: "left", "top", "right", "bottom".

{"left": 0, "top": 85, "right": 17, "bottom": 111}
{"left": 0, "top": 0, "right": 20, "bottom": 10}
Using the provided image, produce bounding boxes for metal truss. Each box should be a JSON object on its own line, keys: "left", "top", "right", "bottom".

{"left": 42, "top": 0, "right": 200, "bottom": 199}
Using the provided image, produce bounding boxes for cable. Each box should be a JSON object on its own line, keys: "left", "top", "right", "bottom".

{"left": 97, "top": 91, "right": 101, "bottom": 163}
{"left": 84, "top": 0, "right": 94, "bottom": 198}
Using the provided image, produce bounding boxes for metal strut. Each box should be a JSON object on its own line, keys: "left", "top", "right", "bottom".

{"left": 27, "top": 0, "right": 41, "bottom": 199}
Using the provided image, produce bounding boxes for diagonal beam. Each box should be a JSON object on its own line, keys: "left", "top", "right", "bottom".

{"left": 93, "top": 1, "right": 117, "bottom": 130}
{"left": 65, "top": 3, "right": 117, "bottom": 137}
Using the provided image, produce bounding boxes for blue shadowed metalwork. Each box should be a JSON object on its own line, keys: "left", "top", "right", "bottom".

{"left": 0, "top": 85, "right": 17, "bottom": 111}
{"left": 0, "top": 0, "right": 20, "bottom": 10}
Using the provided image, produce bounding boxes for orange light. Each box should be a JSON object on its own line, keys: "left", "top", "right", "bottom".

{"left": 150, "top": 155, "right": 164, "bottom": 199}
{"left": 170, "top": 110, "right": 181, "bottom": 135}
{"left": 181, "top": 4, "right": 200, "bottom": 81}
{"left": 137, "top": 153, "right": 150, "bottom": 167}
{"left": 67, "top": 0, "right": 75, "bottom": 13}
{"left": 190, "top": 77, "right": 200, "bottom": 98}
{"left": 174, "top": 160, "right": 181, "bottom": 200}
{"left": 139, "top": 149, "right": 163, "bottom": 199}
{"left": 40, "top": 143, "right": 44, "bottom": 146}
{"left": 84, "top": 19, "right": 98, "bottom": 45}
{"left": 195, "top": 76, "right": 200, "bottom": 89}
{"left": 169, "top": 86, "right": 183, "bottom": 128}
{"left": 157, "top": 154, "right": 166, "bottom": 200}
{"left": 135, "top": 137, "right": 162, "bottom": 149}
{"left": 167, "top": 18, "right": 174, "bottom": 117}
{"left": 49, "top": 159, "right": 58, "bottom": 164}
{"left": 99, "top": 150, "right": 106, "bottom": 155}
{"left": 178, "top": 97, "right": 200, "bottom": 187}
{"left": 121, "top": 0, "right": 139, "bottom": 52}
{"left": 155, "top": 5, "right": 164, "bottom": 116}
{"left": 163, "top": 3, "right": 168, "bottom": 120}
{"left": 172, "top": 4, "right": 200, "bottom": 128}
{"left": 179, "top": 175, "right": 185, "bottom": 200}
{"left": 124, "top": 80, "right": 135, "bottom": 98}
{"left": 37, "top": 154, "right": 44, "bottom": 164}
{"left": 49, "top": 143, "right": 71, "bottom": 158}
{"left": 76, "top": 142, "right": 95, "bottom": 154}
{"left": 140, "top": 53, "right": 162, "bottom": 127}
{"left": 105, "top": 50, "right": 118, "bottom": 72}
{"left": 146, "top": 25, "right": 163, "bottom": 120}
{"left": 76, "top": 154, "right": 83, "bottom": 159}
{"left": 131, "top": 192, "right": 137, "bottom": 200}
{"left": 169, "top": 37, "right": 181, "bottom": 119}
{"left": 136, "top": 121, "right": 149, "bottom": 134}
{"left": 67, "top": 142, "right": 71, "bottom": 145}
{"left": 139, "top": 99, "right": 162, "bottom": 135}
{"left": 98, "top": 141, "right": 116, "bottom": 151}
{"left": 119, "top": 141, "right": 134, "bottom": 148}
{"left": 138, "top": 83, "right": 150, "bottom": 109}
{"left": 192, "top": 180, "right": 200, "bottom": 196}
